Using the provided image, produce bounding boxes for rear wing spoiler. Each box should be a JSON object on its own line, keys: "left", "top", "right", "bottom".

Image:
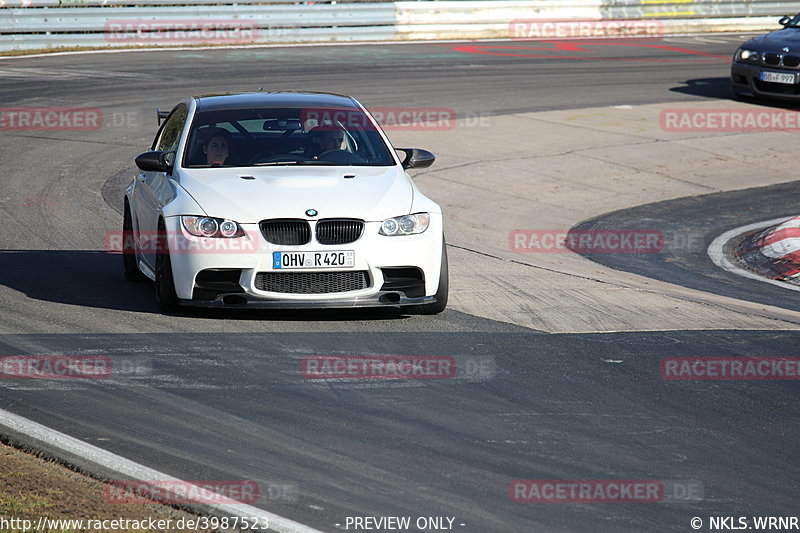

{"left": 156, "top": 109, "right": 170, "bottom": 125}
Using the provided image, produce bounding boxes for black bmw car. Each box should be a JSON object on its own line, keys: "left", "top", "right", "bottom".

{"left": 732, "top": 14, "right": 800, "bottom": 99}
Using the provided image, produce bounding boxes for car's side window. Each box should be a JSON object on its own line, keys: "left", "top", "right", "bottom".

{"left": 152, "top": 104, "right": 188, "bottom": 153}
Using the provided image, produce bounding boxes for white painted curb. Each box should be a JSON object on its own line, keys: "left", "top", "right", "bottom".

{"left": 0, "top": 408, "right": 324, "bottom": 533}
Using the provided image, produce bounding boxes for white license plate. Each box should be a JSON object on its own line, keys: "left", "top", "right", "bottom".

{"left": 760, "top": 71, "right": 796, "bottom": 84}
{"left": 273, "top": 250, "right": 355, "bottom": 269}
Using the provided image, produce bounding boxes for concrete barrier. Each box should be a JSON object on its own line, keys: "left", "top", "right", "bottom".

{"left": 1, "top": 0, "right": 800, "bottom": 53}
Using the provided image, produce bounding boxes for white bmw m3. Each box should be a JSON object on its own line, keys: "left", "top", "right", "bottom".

{"left": 122, "top": 92, "right": 448, "bottom": 314}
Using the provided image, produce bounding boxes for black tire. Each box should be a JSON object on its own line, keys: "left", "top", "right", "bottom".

{"left": 410, "top": 240, "right": 448, "bottom": 315}
{"left": 122, "top": 202, "right": 146, "bottom": 282}
{"left": 155, "top": 220, "right": 179, "bottom": 311}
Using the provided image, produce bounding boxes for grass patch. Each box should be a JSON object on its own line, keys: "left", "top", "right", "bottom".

{"left": 0, "top": 442, "right": 219, "bottom": 532}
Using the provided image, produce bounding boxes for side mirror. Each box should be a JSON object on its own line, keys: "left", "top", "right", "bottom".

{"left": 135, "top": 151, "right": 173, "bottom": 173}
{"left": 779, "top": 15, "right": 792, "bottom": 26}
{"left": 397, "top": 148, "right": 436, "bottom": 170}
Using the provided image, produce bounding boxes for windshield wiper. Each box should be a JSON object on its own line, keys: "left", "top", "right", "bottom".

{"left": 253, "top": 160, "right": 306, "bottom": 166}
{"left": 253, "top": 160, "right": 338, "bottom": 166}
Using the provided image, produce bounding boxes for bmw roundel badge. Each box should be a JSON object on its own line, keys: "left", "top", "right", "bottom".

{"left": 306, "top": 209, "right": 318, "bottom": 217}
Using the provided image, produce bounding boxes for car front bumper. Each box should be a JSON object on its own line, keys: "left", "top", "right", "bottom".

{"left": 731, "top": 62, "right": 800, "bottom": 98}
{"left": 178, "top": 293, "right": 437, "bottom": 309}
{"left": 163, "top": 215, "right": 444, "bottom": 307}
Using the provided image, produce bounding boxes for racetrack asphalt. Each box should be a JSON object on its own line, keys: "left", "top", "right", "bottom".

{"left": 1, "top": 36, "right": 799, "bottom": 532}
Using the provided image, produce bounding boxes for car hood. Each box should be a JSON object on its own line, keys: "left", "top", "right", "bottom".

{"left": 175, "top": 165, "right": 414, "bottom": 223}
{"left": 743, "top": 28, "right": 800, "bottom": 51}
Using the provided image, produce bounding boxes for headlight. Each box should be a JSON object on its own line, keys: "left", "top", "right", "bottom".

{"left": 181, "top": 216, "right": 244, "bottom": 238}
{"left": 738, "top": 49, "right": 761, "bottom": 62}
{"left": 379, "top": 213, "right": 430, "bottom": 236}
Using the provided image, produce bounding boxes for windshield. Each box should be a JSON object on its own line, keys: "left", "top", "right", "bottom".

{"left": 183, "top": 106, "right": 396, "bottom": 168}
{"left": 786, "top": 14, "right": 800, "bottom": 27}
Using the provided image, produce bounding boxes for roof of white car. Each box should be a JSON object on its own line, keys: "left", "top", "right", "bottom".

{"left": 194, "top": 91, "right": 358, "bottom": 111}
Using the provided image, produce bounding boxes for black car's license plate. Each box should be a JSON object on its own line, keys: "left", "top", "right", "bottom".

{"left": 760, "top": 71, "right": 796, "bottom": 84}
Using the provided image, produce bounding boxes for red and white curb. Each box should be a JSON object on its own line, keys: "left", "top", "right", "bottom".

{"left": 750, "top": 216, "right": 800, "bottom": 272}
{"left": 708, "top": 216, "right": 800, "bottom": 293}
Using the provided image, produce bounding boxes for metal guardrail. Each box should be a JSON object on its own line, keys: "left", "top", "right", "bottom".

{"left": 2, "top": 0, "right": 800, "bottom": 53}
{"left": 3, "top": 0, "right": 799, "bottom": 8}
{"left": 0, "top": 0, "right": 384, "bottom": 6}
{"left": 601, "top": 1, "right": 800, "bottom": 18}
{"left": 0, "top": 0, "right": 594, "bottom": 6}
{"left": 2, "top": 5, "right": 397, "bottom": 33}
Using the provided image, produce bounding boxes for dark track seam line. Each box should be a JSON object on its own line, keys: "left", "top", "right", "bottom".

{"left": 509, "top": 113, "right": 657, "bottom": 143}
{"left": 447, "top": 243, "right": 800, "bottom": 327}
{"left": 578, "top": 151, "right": 721, "bottom": 192}
{"left": 509, "top": 110, "right": 800, "bottom": 156}
{"left": 1, "top": 133, "right": 140, "bottom": 147}
{"left": 446, "top": 243, "right": 619, "bottom": 286}
{"left": 421, "top": 137, "right": 673, "bottom": 176}
{"left": 417, "top": 146, "right": 687, "bottom": 210}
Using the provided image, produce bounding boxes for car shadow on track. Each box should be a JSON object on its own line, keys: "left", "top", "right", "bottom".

{"left": 170, "top": 306, "right": 411, "bottom": 322}
{"left": 669, "top": 77, "right": 738, "bottom": 100}
{"left": 670, "top": 77, "right": 800, "bottom": 108}
{"left": 0, "top": 250, "right": 409, "bottom": 321}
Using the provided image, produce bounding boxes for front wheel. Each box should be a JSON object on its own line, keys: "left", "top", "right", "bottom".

{"left": 410, "top": 240, "right": 448, "bottom": 315}
{"left": 155, "top": 221, "right": 179, "bottom": 311}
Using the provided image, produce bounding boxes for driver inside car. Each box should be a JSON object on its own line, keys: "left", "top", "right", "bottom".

{"left": 308, "top": 126, "right": 346, "bottom": 158}
{"left": 201, "top": 128, "right": 232, "bottom": 166}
